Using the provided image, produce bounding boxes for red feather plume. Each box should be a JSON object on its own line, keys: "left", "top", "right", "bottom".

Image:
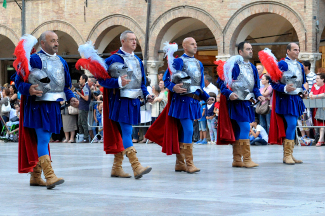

{"left": 13, "top": 40, "right": 30, "bottom": 82}
{"left": 75, "top": 58, "right": 111, "bottom": 79}
{"left": 258, "top": 50, "right": 283, "bottom": 82}
{"left": 214, "top": 60, "right": 226, "bottom": 81}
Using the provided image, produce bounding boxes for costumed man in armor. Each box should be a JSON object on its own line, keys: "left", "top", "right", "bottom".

{"left": 97, "top": 30, "right": 154, "bottom": 179}
{"left": 264, "top": 43, "right": 306, "bottom": 165}
{"left": 146, "top": 37, "right": 210, "bottom": 173}
{"left": 217, "top": 42, "right": 264, "bottom": 168}
{"left": 14, "top": 31, "right": 78, "bottom": 189}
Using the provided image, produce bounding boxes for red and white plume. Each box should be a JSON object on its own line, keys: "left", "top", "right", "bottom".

{"left": 75, "top": 41, "right": 110, "bottom": 79}
{"left": 13, "top": 34, "right": 38, "bottom": 82}
{"left": 214, "top": 60, "right": 226, "bottom": 81}
{"left": 258, "top": 48, "right": 283, "bottom": 82}
{"left": 163, "top": 42, "right": 178, "bottom": 74}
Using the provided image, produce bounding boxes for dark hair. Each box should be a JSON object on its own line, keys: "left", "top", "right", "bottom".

{"left": 10, "top": 85, "right": 17, "bottom": 93}
{"left": 263, "top": 74, "right": 270, "bottom": 82}
{"left": 146, "top": 77, "right": 151, "bottom": 87}
{"left": 205, "top": 75, "right": 213, "bottom": 83}
{"left": 254, "top": 117, "right": 259, "bottom": 124}
{"left": 286, "top": 43, "right": 298, "bottom": 54}
{"left": 153, "top": 84, "right": 161, "bottom": 94}
{"left": 158, "top": 71, "right": 165, "bottom": 75}
{"left": 3, "top": 88, "right": 10, "bottom": 97}
{"left": 81, "top": 74, "right": 88, "bottom": 82}
{"left": 317, "top": 73, "right": 325, "bottom": 83}
{"left": 208, "top": 92, "right": 216, "bottom": 99}
{"left": 238, "top": 41, "right": 249, "bottom": 54}
{"left": 302, "top": 61, "right": 311, "bottom": 70}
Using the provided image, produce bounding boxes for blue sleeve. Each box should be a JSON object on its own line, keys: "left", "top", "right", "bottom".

{"left": 97, "top": 55, "right": 121, "bottom": 89}
{"left": 163, "top": 69, "right": 175, "bottom": 92}
{"left": 217, "top": 77, "right": 233, "bottom": 99}
{"left": 252, "top": 64, "right": 262, "bottom": 98}
{"left": 172, "top": 58, "right": 184, "bottom": 71}
{"left": 14, "top": 54, "right": 42, "bottom": 96}
{"left": 270, "top": 80, "right": 285, "bottom": 92}
{"left": 59, "top": 56, "right": 75, "bottom": 101}
{"left": 136, "top": 56, "right": 149, "bottom": 98}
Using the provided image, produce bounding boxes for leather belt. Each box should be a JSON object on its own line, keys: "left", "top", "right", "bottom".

{"left": 185, "top": 93, "right": 201, "bottom": 101}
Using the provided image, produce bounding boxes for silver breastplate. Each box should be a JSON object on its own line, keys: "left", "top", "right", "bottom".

{"left": 171, "top": 56, "right": 202, "bottom": 94}
{"left": 112, "top": 53, "right": 143, "bottom": 99}
{"left": 36, "top": 53, "right": 66, "bottom": 101}
{"left": 280, "top": 59, "right": 303, "bottom": 95}
{"left": 231, "top": 63, "right": 255, "bottom": 100}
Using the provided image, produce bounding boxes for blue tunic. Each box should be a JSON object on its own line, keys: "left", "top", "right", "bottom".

{"left": 217, "top": 62, "right": 262, "bottom": 123}
{"left": 270, "top": 57, "right": 306, "bottom": 117}
{"left": 15, "top": 50, "right": 75, "bottom": 134}
{"left": 163, "top": 54, "right": 210, "bottom": 120}
{"left": 98, "top": 50, "right": 149, "bottom": 125}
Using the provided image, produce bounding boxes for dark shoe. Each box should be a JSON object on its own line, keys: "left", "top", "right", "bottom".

{"left": 80, "top": 140, "right": 88, "bottom": 143}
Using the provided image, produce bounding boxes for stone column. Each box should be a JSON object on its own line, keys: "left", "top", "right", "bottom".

{"left": 299, "top": 53, "right": 322, "bottom": 73}
{"left": 215, "top": 54, "right": 231, "bottom": 61}
{"left": 146, "top": 60, "right": 164, "bottom": 86}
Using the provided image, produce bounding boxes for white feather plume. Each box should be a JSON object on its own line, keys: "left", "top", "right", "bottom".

{"left": 223, "top": 55, "right": 244, "bottom": 86}
{"left": 78, "top": 41, "right": 107, "bottom": 70}
{"left": 163, "top": 42, "right": 178, "bottom": 74}
{"left": 262, "top": 48, "right": 278, "bottom": 61}
{"left": 21, "top": 34, "right": 37, "bottom": 71}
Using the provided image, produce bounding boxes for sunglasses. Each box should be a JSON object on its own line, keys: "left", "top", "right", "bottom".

{"left": 208, "top": 98, "right": 215, "bottom": 101}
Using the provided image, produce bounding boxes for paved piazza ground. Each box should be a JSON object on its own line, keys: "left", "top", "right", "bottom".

{"left": 1, "top": 142, "right": 325, "bottom": 215}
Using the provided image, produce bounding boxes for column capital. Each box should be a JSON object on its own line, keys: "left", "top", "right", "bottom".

{"left": 215, "top": 54, "right": 231, "bottom": 61}
{"left": 146, "top": 60, "right": 164, "bottom": 74}
{"left": 298, "top": 52, "right": 322, "bottom": 61}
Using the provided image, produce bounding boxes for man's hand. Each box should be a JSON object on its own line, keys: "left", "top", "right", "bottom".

{"left": 29, "top": 84, "right": 43, "bottom": 97}
{"left": 70, "top": 97, "right": 79, "bottom": 108}
{"left": 121, "top": 75, "right": 131, "bottom": 87}
{"left": 229, "top": 93, "right": 238, "bottom": 101}
{"left": 285, "top": 84, "right": 296, "bottom": 92}
{"left": 258, "top": 96, "right": 265, "bottom": 102}
{"left": 172, "top": 83, "right": 187, "bottom": 94}
{"left": 147, "top": 95, "right": 155, "bottom": 103}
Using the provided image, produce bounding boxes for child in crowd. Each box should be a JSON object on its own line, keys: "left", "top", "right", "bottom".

{"left": 249, "top": 118, "right": 268, "bottom": 145}
{"left": 196, "top": 99, "right": 207, "bottom": 144}
{"left": 93, "top": 102, "right": 103, "bottom": 143}
{"left": 206, "top": 92, "right": 217, "bottom": 144}
{"left": 213, "top": 93, "right": 220, "bottom": 132}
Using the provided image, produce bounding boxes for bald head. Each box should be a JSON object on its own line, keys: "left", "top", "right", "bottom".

{"left": 40, "top": 31, "right": 59, "bottom": 55}
{"left": 182, "top": 37, "right": 197, "bottom": 57}
{"left": 286, "top": 42, "right": 300, "bottom": 60}
{"left": 256, "top": 65, "right": 264, "bottom": 76}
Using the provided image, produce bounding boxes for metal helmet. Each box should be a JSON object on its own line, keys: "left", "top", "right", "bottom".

{"left": 28, "top": 68, "right": 51, "bottom": 96}
{"left": 108, "top": 62, "right": 132, "bottom": 80}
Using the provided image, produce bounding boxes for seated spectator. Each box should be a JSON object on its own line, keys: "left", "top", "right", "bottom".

{"left": 9, "top": 85, "right": 18, "bottom": 107}
{"left": 249, "top": 118, "right": 268, "bottom": 145}
{"left": 0, "top": 88, "right": 11, "bottom": 134}
{"left": 309, "top": 73, "right": 325, "bottom": 146}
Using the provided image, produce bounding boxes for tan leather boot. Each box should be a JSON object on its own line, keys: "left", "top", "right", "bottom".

{"left": 241, "top": 139, "right": 259, "bottom": 168}
{"left": 232, "top": 140, "right": 244, "bottom": 167}
{"left": 183, "top": 143, "right": 200, "bottom": 173}
{"left": 175, "top": 142, "right": 187, "bottom": 172}
{"left": 290, "top": 140, "right": 303, "bottom": 164}
{"left": 283, "top": 139, "right": 295, "bottom": 165}
{"left": 30, "top": 161, "right": 46, "bottom": 186}
{"left": 111, "top": 151, "right": 131, "bottom": 178}
{"left": 125, "top": 146, "right": 152, "bottom": 179}
{"left": 39, "top": 155, "right": 64, "bottom": 189}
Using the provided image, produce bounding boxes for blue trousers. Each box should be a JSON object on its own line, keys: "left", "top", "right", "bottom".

{"left": 119, "top": 122, "right": 134, "bottom": 149}
{"left": 35, "top": 128, "right": 52, "bottom": 157}
{"left": 283, "top": 114, "right": 298, "bottom": 140}
{"left": 179, "top": 119, "right": 194, "bottom": 143}
{"left": 233, "top": 121, "right": 251, "bottom": 140}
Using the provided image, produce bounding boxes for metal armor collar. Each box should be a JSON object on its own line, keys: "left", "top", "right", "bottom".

{"left": 40, "top": 48, "right": 57, "bottom": 57}
{"left": 182, "top": 53, "right": 195, "bottom": 58}
{"left": 285, "top": 55, "right": 298, "bottom": 65}
{"left": 119, "top": 47, "right": 134, "bottom": 56}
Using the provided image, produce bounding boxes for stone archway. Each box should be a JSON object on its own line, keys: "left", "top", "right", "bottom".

{"left": 149, "top": 5, "right": 223, "bottom": 60}
{"left": 0, "top": 24, "right": 19, "bottom": 45}
{"left": 31, "top": 20, "right": 84, "bottom": 45}
{"left": 223, "top": 1, "right": 307, "bottom": 55}
{"left": 87, "top": 14, "right": 145, "bottom": 52}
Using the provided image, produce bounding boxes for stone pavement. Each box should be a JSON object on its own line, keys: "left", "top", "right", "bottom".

{"left": 0, "top": 142, "right": 325, "bottom": 216}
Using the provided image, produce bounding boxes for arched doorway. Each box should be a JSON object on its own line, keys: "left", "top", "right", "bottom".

{"left": 0, "top": 34, "right": 16, "bottom": 85}
{"left": 316, "top": 27, "right": 325, "bottom": 72}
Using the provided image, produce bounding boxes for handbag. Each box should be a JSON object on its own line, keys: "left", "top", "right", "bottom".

{"left": 68, "top": 106, "right": 79, "bottom": 115}
{"left": 1, "top": 97, "right": 11, "bottom": 113}
{"left": 256, "top": 87, "right": 270, "bottom": 115}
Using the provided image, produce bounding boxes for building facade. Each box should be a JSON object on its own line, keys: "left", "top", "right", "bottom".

{"left": 0, "top": 0, "right": 324, "bottom": 85}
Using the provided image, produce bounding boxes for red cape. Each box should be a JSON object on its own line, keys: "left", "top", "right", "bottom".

{"left": 145, "top": 91, "right": 180, "bottom": 155}
{"left": 216, "top": 94, "right": 236, "bottom": 144}
{"left": 268, "top": 90, "right": 286, "bottom": 145}
{"left": 102, "top": 88, "right": 125, "bottom": 154}
{"left": 18, "top": 95, "right": 39, "bottom": 173}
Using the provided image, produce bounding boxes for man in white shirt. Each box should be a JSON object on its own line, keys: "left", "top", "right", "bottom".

{"left": 257, "top": 65, "right": 265, "bottom": 89}
{"left": 249, "top": 119, "right": 268, "bottom": 145}
{"left": 303, "top": 61, "right": 315, "bottom": 92}
{"left": 203, "top": 75, "right": 218, "bottom": 96}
